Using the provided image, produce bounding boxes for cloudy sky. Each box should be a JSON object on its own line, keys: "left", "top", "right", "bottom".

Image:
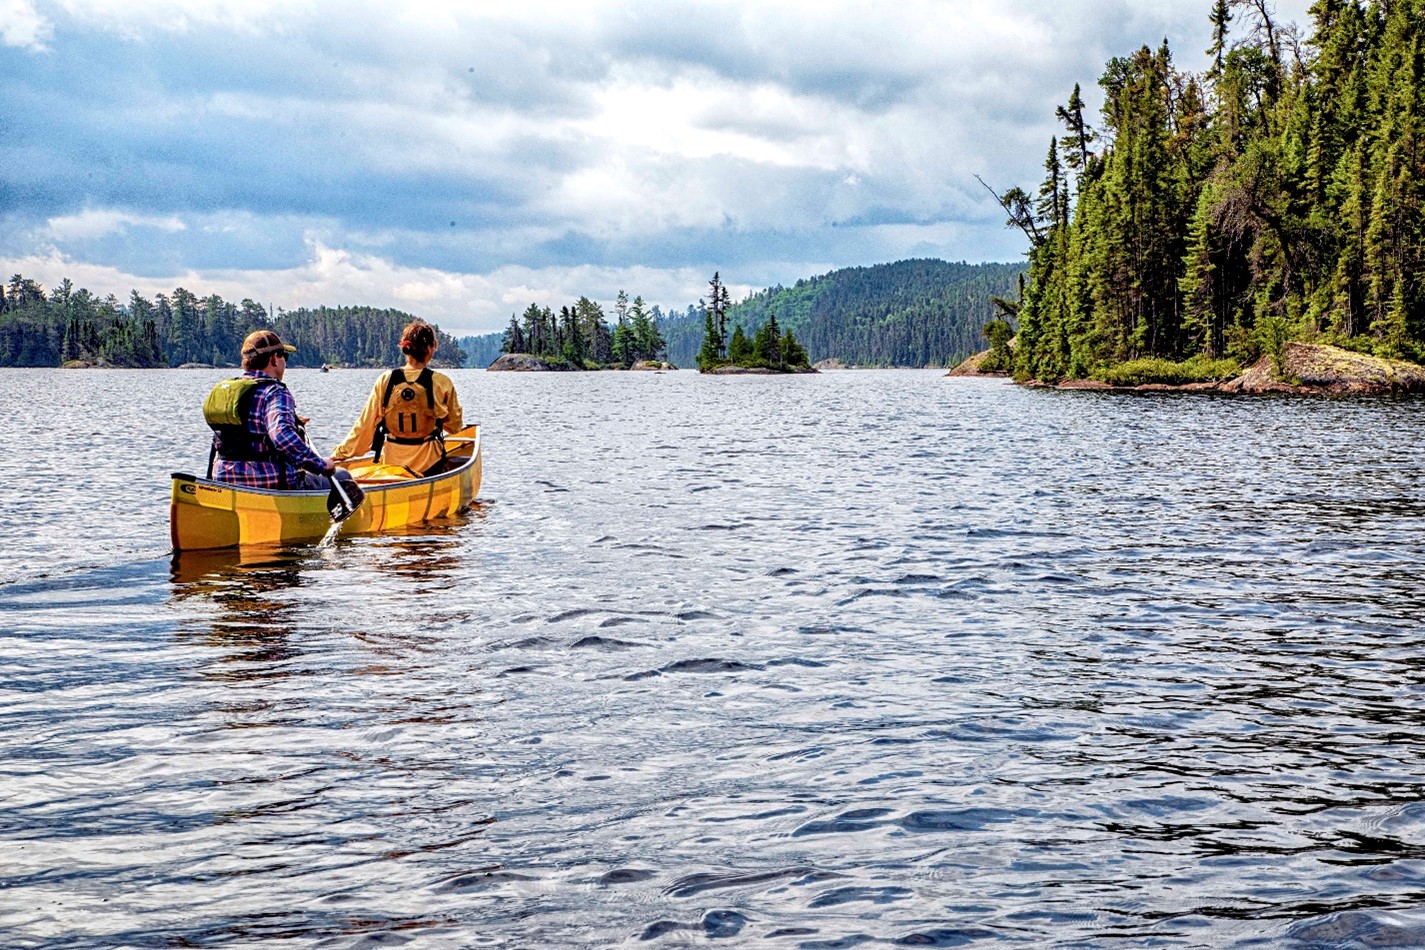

{"left": 1, "top": 0, "right": 1312, "bottom": 335}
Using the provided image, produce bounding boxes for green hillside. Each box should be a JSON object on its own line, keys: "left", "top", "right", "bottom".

{"left": 459, "top": 333, "right": 506, "bottom": 369}
{"left": 661, "top": 259, "right": 1025, "bottom": 368}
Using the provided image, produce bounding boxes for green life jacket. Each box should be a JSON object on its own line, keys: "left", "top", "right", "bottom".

{"left": 203, "top": 376, "right": 282, "bottom": 473}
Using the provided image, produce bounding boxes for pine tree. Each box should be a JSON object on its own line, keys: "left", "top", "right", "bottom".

{"left": 696, "top": 309, "right": 722, "bottom": 371}
{"left": 781, "top": 329, "right": 808, "bottom": 368}
{"left": 61, "top": 317, "right": 80, "bottom": 362}
{"left": 501, "top": 314, "right": 526, "bottom": 354}
{"left": 708, "top": 273, "right": 730, "bottom": 358}
{"left": 1056, "top": 83, "right": 1097, "bottom": 178}
{"left": 612, "top": 321, "right": 634, "bottom": 366}
{"left": 630, "top": 295, "right": 664, "bottom": 361}
{"left": 728, "top": 324, "right": 751, "bottom": 364}
{"left": 575, "top": 296, "right": 612, "bottom": 364}
{"left": 1207, "top": 0, "right": 1232, "bottom": 80}
{"left": 752, "top": 312, "right": 783, "bottom": 367}
{"left": 560, "top": 305, "right": 585, "bottom": 365}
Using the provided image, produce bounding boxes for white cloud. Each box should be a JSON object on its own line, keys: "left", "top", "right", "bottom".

{"left": 0, "top": 0, "right": 51, "bottom": 49}
{"left": 45, "top": 209, "right": 187, "bottom": 241}
{"left": 0, "top": 240, "right": 727, "bottom": 335}
{"left": 47, "top": 0, "right": 293, "bottom": 37}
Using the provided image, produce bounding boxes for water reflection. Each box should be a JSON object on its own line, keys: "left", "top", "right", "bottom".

{"left": 167, "top": 506, "right": 483, "bottom": 673}
{"left": 170, "top": 546, "right": 308, "bottom": 672}
{"left": 361, "top": 510, "right": 483, "bottom": 589}
{"left": 168, "top": 503, "right": 485, "bottom": 623}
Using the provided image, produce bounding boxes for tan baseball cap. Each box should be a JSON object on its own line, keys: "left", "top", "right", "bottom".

{"left": 241, "top": 330, "right": 297, "bottom": 357}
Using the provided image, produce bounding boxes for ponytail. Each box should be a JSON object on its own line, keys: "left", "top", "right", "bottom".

{"left": 399, "top": 321, "right": 437, "bottom": 363}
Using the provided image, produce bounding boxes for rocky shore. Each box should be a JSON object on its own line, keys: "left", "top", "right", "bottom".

{"left": 486, "top": 354, "right": 678, "bottom": 371}
{"left": 703, "top": 364, "right": 819, "bottom": 375}
{"left": 950, "top": 343, "right": 1425, "bottom": 396}
{"left": 486, "top": 353, "right": 574, "bottom": 371}
{"left": 945, "top": 351, "right": 1002, "bottom": 377}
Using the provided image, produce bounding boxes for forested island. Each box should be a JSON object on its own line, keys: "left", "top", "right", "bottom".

{"left": 693, "top": 272, "right": 812, "bottom": 373}
{"left": 488, "top": 291, "right": 673, "bottom": 371}
{"left": 0, "top": 276, "right": 464, "bottom": 369}
{"left": 983, "top": 0, "right": 1425, "bottom": 389}
{"left": 487, "top": 272, "right": 817, "bottom": 373}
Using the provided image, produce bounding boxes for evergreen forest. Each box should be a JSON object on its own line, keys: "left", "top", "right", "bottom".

{"left": 0, "top": 275, "right": 464, "bottom": 369}
{"left": 495, "top": 292, "right": 668, "bottom": 369}
{"left": 1000, "top": 0, "right": 1425, "bottom": 383}
{"left": 660, "top": 259, "right": 1026, "bottom": 368}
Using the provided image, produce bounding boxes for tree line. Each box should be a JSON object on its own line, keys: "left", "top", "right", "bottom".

{"left": 498, "top": 291, "right": 668, "bottom": 368}
{"left": 660, "top": 259, "right": 1027, "bottom": 368}
{"left": 999, "top": 0, "right": 1425, "bottom": 384}
{"left": 0, "top": 275, "right": 463, "bottom": 368}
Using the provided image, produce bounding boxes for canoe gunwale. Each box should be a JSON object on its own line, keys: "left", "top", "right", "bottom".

{"left": 170, "top": 452, "right": 477, "bottom": 498}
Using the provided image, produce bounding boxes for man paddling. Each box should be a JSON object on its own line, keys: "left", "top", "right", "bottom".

{"left": 203, "top": 330, "right": 358, "bottom": 500}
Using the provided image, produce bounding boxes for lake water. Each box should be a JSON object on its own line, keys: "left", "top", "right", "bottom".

{"left": 2, "top": 367, "right": 1424, "bottom": 948}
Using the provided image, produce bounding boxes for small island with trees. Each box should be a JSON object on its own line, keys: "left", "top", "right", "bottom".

{"left": 695, "top": 272, "right": 814, "bottom": 374}
{"left": 489, "top": 272, "right": 815, "bottom": 373}
{"left": 489, "top": 290, "right": 674, "bottom": 371}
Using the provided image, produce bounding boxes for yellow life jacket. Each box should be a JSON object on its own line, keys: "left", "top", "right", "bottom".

{"left": 375, "top": 368, "right": 444, "bottom": 457}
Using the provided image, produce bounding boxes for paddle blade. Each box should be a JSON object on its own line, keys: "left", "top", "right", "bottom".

{"left": 326, "top": 474, "right": 365, "bottom": 523}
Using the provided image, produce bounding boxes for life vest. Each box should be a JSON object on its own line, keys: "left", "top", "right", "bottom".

{"left": 203, "top": 375, "right": 282, "bottom": 474}
{"left": 374, "top": 367, "right": 445, "bottom": 461}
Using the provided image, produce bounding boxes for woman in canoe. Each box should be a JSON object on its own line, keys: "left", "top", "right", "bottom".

{"left": 333, "top": 321, "right": 464, "bottom": 476}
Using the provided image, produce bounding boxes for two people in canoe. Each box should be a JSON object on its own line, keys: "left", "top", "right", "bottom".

{"left": 202, "top": 322, "right": 462, "bottom": 492}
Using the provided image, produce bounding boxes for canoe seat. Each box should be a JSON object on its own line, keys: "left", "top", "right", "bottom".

{"left": 346, "top": 461, "right": 422, "bottom": 484}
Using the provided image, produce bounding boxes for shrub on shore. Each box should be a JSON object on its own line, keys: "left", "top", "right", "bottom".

{"left": 1095, "top": 356, "right": 1241, "bottom": 387}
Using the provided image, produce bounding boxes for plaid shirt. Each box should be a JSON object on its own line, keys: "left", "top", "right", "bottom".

{"left": 212, "top": 372, "right": 328, "bottom": 489}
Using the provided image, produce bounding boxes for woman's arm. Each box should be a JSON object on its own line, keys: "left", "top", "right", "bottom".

{"left": 440, "top": 374, "right": 464, "bottom": 434}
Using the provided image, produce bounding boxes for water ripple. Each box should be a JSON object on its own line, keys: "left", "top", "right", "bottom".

{"left": 1, "top": 370, "right": 1423, "bottom": 946}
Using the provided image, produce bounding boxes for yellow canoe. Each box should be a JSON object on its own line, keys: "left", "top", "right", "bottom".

{"left": 170, "top": 425, "right": 482, "bottom": 551}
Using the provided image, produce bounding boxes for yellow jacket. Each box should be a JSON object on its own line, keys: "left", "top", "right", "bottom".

{"left": 334, "top": 367, "right": 464, "bottom": 474}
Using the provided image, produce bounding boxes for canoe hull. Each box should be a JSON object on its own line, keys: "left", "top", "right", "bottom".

{"left": 170, "top": 428, "right": 482, "bottom": 551}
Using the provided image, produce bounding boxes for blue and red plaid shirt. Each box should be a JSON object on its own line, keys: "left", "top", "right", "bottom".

{"left": 212, "top": 372, "right": 328, "bottom": 489}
